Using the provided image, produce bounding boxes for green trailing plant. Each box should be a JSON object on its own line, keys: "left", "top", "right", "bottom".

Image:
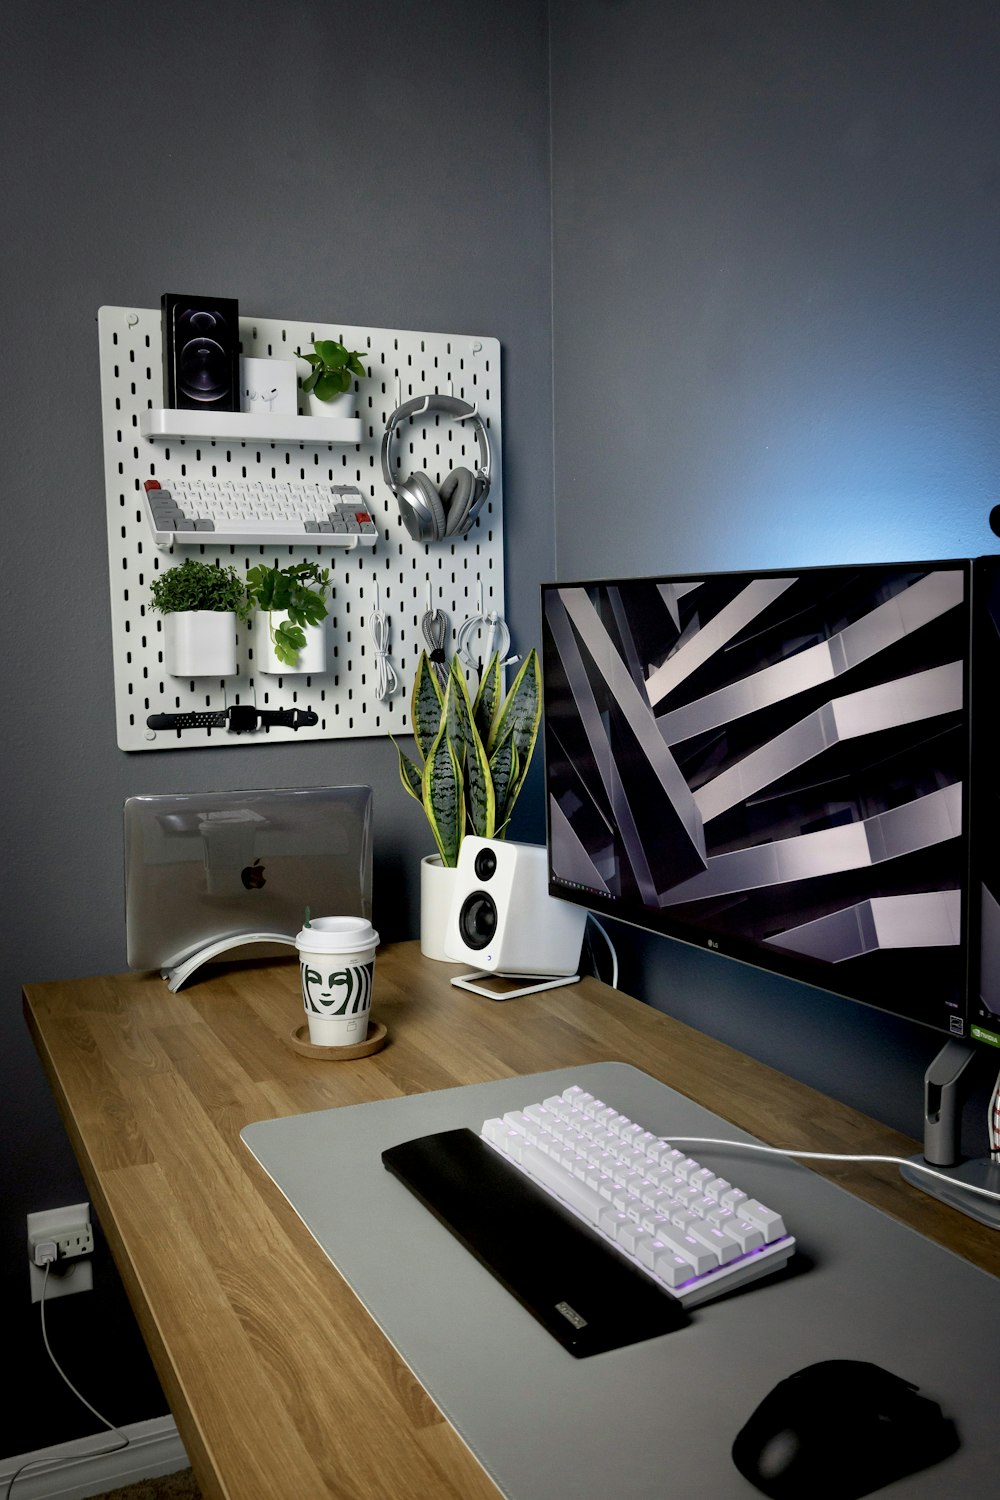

{"left": 298, "top": 339, "right": 367, "bottom": 402}
{"left": 148, "top": 558, "right": 250, "bottom": 616}
{"left": 393, "top": 649, "right": 542, "bottom": 867}
{"left": 246, "top": 561, "right": 331, "bottom": 666}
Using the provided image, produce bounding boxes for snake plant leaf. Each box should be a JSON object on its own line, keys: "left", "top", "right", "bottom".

{"left": 488, "top": 649, "right": 542, "bottom": 767}
{"left": 488, "top": 729, "right": 518, "bottom": 835}
{"left": 473, "top": 652, "right": 503, "bottom": 747}
{"left": 422, "top": 708, "right": 465, "bottom": 866}
{"left": 411, "top": 650, "right": 445, "bottom": 762}
{"left": 391, "top": 735, "right": 424, "bottom": 803}
{"left": 443, "top": 659, "right": 494, "bottom": 835}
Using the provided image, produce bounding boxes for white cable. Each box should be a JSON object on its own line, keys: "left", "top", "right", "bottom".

{"left": 586, "top": 916, "right": 619, "bottom": 989}
{"left": 4, "top": 1266, "right": 129, "bottom": 1500}
{"left": 456, "top": 606, "right": 513, "bottom": 687}
{"left": 655, "top": 1135, "right": 1000, "bottom": 1206}
{"left": 368, "top": 604, "right": 399, "bottom": 702}
{"left": 989, "top": 1064, "right": 1000, "bottom": 1161}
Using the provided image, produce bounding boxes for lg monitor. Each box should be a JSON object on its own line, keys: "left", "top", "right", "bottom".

{"left": 542, "top": 558, "right": 1000, "bottom": 1225}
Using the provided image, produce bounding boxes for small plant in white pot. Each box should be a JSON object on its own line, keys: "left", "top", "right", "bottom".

{"left": 296, "top": 338, "right": 366, "bottom": 418}
{"left": 246, "top": 561, "right": 331, "bottom": 674}
{"left": 149, "top": 558, "right": 249, "bottom": 677}
{"left": 393, "top": 649, "right": 542, "bottom": 959}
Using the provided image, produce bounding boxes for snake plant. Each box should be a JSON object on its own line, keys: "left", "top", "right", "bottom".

{"left": 394, "top": 649, "right": 542, "bottom": 866}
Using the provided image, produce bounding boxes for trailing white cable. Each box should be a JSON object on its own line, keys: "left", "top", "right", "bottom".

{"left": 654, "top": 1135, "right": 1000, "bottom": 1206}
{"left": 3, "top": 1265, "right": 129, "bottom": 1500}
{"left": 586, "top": 916, "right": 619, "bottom": 989}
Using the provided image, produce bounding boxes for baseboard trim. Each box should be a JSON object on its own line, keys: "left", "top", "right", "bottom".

{"left": 0, "top": 1415, "right": 189, "bottom": 1500}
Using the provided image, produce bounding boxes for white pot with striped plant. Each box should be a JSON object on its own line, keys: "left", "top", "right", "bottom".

{"left": 394, "top": 648, "right": 542, "bottom": 960}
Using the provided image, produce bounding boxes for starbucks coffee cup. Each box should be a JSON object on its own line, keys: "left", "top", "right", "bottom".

{"left": 295, "top": 916, "right": 379, "bottom": 1046}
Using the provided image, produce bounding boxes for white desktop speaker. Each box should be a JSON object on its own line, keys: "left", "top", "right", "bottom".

{"left": 445, "top": 837, "right": 588, "bottom": 996}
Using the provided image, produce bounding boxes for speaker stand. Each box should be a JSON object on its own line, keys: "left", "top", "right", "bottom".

{"left": 451, "top": 971, "right": 581, "bottom": 1001}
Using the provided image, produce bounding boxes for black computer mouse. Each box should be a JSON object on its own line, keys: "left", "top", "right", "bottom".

{"left": 731, "top": 1359, "right": 959, "bottom": 1499}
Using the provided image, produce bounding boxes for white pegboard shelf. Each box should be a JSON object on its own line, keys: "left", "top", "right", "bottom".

{"left": 97, "top": 305, "right": 505, "bottom": 753}
{"left": 139, "top": 408, "right": 364, "bottom": 444}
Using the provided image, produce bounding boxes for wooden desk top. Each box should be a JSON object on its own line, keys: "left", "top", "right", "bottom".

{"left": 23, "top": 943, "right": 1000, "bottom": 1500}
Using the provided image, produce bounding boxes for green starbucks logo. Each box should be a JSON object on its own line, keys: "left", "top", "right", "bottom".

{"left": 301, "top": 960, "right": 373, "bottom": 1016}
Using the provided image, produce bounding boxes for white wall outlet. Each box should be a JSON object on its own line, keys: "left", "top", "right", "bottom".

{"left": 27, "top": 1202, "right": 95, "bottom": 1303}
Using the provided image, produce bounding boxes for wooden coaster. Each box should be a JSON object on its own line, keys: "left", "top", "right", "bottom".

{"left": 285, "top": 1019, "right": 388, "bottom": 1060}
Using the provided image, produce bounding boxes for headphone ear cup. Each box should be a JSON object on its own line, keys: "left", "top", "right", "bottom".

{"left": 405, "top": 471, "right": 448, "bottom": 539}
{"left": 440, "top": 467, "right": 477, "bottom": 536}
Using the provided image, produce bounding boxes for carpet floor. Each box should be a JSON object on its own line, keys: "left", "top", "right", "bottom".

{"left": 88, "top": 1469, "right": 201, "bottom": 1500}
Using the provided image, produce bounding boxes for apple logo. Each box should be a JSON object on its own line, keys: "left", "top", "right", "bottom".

{"left": 241, "top": 859, "right": 266, "bottom": 890}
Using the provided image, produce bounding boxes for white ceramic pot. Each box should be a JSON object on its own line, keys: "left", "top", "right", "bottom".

{"left": 253, "top": 610, "right": 326, "bottom": 675}
{"left": 420, "top": 853, "right": 460, "bottom": 961}
{"left": 163, "top": 611, "right": 238, "bottom": 677}
{"left": 306, "top": 389, "right": 358, "bottom": 420}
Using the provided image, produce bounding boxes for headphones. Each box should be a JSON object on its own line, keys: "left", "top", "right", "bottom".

{"left": 381, "top": 394, "right": 492, "bottom": 542}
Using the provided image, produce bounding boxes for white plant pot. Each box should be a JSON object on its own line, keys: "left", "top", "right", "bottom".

{"left": 163, "top": 611, "right": 238, "bottom": 677}
{"left": 253, "top": 610, "right": 326, "bottom": 675}
{"left": 420, "top": 854, "right": 460, "bottom": 961}
{"left": 306, "top": 389, "right": 358, "bottom": 420}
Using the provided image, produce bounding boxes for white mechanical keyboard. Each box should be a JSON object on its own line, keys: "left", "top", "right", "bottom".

{"left": 142, "top": 477, "right": 379, "bottom": 548}
{"left": 481, "top": 1082, "right": 795, "bottom": 1307}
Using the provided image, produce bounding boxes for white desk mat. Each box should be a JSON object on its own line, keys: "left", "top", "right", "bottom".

{"left": 241, "top": 1062, "right": 1000, "bottom": 1499}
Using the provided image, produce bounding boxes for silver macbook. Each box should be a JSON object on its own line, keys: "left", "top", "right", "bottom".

{"left": 125, "top": 786, "right": 373, "bottom": 987}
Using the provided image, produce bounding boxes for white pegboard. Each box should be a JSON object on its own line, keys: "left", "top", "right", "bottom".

{"left": 97, "top": 306, "right": 505, "bottom": 751}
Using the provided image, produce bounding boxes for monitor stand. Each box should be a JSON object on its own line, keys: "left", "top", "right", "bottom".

{"left": 162, "top": 933, "right": 297, "bottom": 992}
{"left": 900, "top": 1037, "right": 1000, "bottom": 1228}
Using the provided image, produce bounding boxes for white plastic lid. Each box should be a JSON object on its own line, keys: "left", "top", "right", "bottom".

{"left": 294, "top": 916, "right": 379, "bottom": 954}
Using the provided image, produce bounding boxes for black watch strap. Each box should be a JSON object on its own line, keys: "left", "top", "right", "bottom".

{"left": 147, "top": 707, "right": 319, "bottom": 734}
{"left": 146, "top": 711, "right": 228, "bottom": 731}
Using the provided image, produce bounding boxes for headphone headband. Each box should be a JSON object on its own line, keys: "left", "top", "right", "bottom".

{"left": 380, "top": 394, "right": 491, "bottom": 496}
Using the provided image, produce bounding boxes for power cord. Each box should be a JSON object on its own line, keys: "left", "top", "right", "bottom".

{"left": 654, "top": 1134, "right": 1000, "bottom": 1207}
{"left": 4, "top": 1258, "right": 129, "bottom": 1500}
{"left": 989, "top": 1064, "right": 1000, "bottom": 1162}
{"left": 368, "top": 598, "right": 400, "bottom": 703}
{"left": 586, "top": 917, "right": 619, "bottom": 989}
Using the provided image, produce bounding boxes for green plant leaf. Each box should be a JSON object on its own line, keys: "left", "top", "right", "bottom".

{"left": 314, "top": 369, "right": 351, "bottom": 401}
{"left": 422, "top": 705, "right": 464, "bottom": 866}
{"left": 411, "top": 651, "right": 444, "bottom": 761}
{"left": 348, "top": 352, "right": 367, "bottom": 379}
{"left": 473, "top": 652, "right": 502, "bottom": 745}
{"left": 391, "top": 735, "right": 424, "bottom": 803}
{"left": 488, "top": 650, "right": 542, "bottom": 823}
{"left": 448, "top": 659, "right": 494, "bottom": 837}
{"left": 273, "top": 619, "right": 307, "bottom": 664}
{"left": 488, "top": 729, "right": 517, "bottom": 828}
{"left": 314, "top": 340, "right": 349, "bottom": 367}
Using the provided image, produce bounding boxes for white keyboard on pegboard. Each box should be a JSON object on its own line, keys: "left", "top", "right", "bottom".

{"left": 142, "top": 477, "right": 379, "bottom": 547}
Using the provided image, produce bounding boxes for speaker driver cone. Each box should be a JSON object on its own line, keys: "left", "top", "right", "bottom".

{"left": 458, "top": 891, "right": 497, "bottom": 951}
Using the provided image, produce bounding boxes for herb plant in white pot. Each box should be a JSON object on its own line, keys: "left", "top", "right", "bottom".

{"left": 148, "top": 558, "right": 249, "bottom": 677}
{"left": 393, "top": 649, "right": 542, "bottom": 959}
{"left": 246, "top": 562, "right": 331, "bottom": 674}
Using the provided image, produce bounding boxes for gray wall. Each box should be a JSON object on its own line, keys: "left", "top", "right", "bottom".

{"left": 1, "top": 0, "right": 552, "bottom": 1457}
{"left": 549, "top": 0, "right": 1000, "bottom": 1140}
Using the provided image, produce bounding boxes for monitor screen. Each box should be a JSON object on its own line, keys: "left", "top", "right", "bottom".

{"left": 542, "top": 560, "right": 1000, "bottom": 1045}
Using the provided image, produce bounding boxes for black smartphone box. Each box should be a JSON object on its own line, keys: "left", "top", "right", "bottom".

{"left": 161, "top": 293, "right": 240, "bottom": 411}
